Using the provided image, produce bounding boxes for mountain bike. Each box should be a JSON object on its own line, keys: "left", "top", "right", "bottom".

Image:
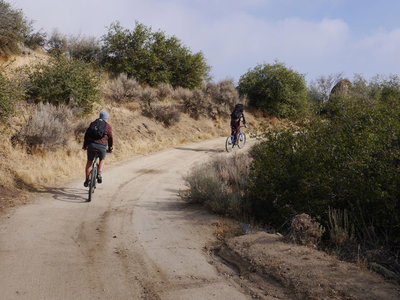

{"left": 87, "top": 150, "right": 99, "bottom": 202}
{"left": 225, "top": 128, "right": 246, "bottom": 152}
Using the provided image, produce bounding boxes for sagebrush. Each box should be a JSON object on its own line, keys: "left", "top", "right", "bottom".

{"left": 13, "top": 103, "right": 73, "bottom": 151}
{"left": 183, "top": 154, "right": 251, "bottom": 218}
{"left": 105, "top": 73, "right": 142, "bottom": 103}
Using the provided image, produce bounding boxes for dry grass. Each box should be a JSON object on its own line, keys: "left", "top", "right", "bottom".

{"left": 0, "top": 49, "right": 47, "bottom": 73}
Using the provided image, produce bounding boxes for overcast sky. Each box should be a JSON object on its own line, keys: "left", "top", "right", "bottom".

{"left": 11, "top": 0, "right": 400, "bottom": 84}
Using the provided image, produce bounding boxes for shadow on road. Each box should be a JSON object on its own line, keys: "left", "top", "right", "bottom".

{"left": 35, "top": 187, "right": 88, "bottom": 203}
{"left": 174, "top": 147, "right": 224, "bottom": 153}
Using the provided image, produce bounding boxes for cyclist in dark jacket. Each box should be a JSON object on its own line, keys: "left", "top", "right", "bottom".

{"left": 231, "top": 110, "right": 246, "bottom": 145}
{"left": 83, "top": 111, "right": 113, "bottom": 187}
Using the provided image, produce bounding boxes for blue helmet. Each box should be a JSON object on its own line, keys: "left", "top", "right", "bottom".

{"left": 99, "top": 111, "right": 108, "bottom": 120}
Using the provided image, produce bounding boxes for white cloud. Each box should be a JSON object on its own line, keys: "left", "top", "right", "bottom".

{"left": 179, "top": 14, "right": 351, "bottom": 81}
{"left": 347, "top": 28, "right": 400, "bottom": 78}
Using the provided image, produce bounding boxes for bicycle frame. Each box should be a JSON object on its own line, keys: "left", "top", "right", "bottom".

{"left": 231, "top": 128, "right": 242, "bottom": 143}
{"left": 87, "top": 150, "right": 100, "bottom": 202}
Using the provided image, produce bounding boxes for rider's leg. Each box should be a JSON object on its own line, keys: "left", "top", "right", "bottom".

{"left": 233, "top": 123, "right": 240, "bottom": 144}
{"left": 84, "top": 160, "right": 93, "bottom": 187}
{"left": 97, "top": 159, "right": 106, "bottom": 183}
{"left": 98, "top": 159, "right": 106, "bottom": 173}
{"left": 85, "top": 160, "right": 93, "bottom": 179}
{"left": 234, "top": 129, "right": 239, "bottom": 144}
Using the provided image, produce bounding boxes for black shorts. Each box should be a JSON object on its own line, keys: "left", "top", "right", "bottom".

{"left": 87, "top": 143, "right": 107, "bottom": 161}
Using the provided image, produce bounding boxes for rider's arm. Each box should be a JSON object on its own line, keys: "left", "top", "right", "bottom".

{"left": 107, "top": 124, "right": 113, "bottom": 150}
{"left": 82, "top": 128, "right": 89, "bottom": 149}
{"left": 242, "top": 113, "right": 246, "bottom": 125}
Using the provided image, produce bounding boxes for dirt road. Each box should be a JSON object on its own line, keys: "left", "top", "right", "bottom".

{"left": 0, "top": 138, "right": 255, "bottom": 300}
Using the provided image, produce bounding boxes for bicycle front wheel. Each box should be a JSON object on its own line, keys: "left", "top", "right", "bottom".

{"left": 237, "top": 132, "right": 246, "bottom": 149}
{"left": 225, "top": 136, "right": 234, "bottom": 152}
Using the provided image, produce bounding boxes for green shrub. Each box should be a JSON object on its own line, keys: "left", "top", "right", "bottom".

{"left": 26, "top": 56, "right": 100, "bottom": 113}
{"left": 101, "top": 21, "right": 209, "bottom": 88}
{"left": 238, "top": 61, "right": 308, "bottom": 118}
{"left": 0, "top": 0, "right": 30, "bottom": 57}
{"left": 248, "top": 95, "right": 400, "bottom": 249}
{"left": 0, "top": 71, "right": 24, "bottom": 122}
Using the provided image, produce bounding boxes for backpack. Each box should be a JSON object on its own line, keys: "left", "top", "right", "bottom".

{"left": 231, "top": 104, "right": 244, "bottom": 120}
{"left": 87, "top": 118, "right": 107, "bottom": 140}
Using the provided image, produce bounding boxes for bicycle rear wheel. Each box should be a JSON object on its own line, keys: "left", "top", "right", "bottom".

{"left": 237, "top": 132, "right": 246, "bottom": 149}
{"left": 225, "top": 135, "right": 234, "bottom": 152}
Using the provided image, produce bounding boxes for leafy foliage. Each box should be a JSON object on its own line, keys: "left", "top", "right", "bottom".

{"left": 0, "top": 71, "right": 24, "bottom": 121}
{"left": 248, "top": 80, "right": 400, "bottom": 249}
{"left": 0, "top": 0, "right": 30, "bottom": 57}
{"left": 238, "top": 62, "right": 308, "bottom": 118}
{"left": 26, "top": 56, "right": 100, "bottom": 113}
{"left": 101, "top": 21, "right": 209, "bottom": 88}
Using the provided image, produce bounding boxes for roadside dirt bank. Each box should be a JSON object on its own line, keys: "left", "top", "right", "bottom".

{"left": 211, "top": 230, "right": 400, "bottom": 299}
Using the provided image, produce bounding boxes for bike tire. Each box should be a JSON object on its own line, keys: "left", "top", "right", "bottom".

{"left": 237, "top": 132, "right": 246, "bottom": 149}
{"left": 88, "top": 162, "right": 97, "bottom": 202}
{"left": 225, "top": 136, "right": 234, "bottom": 152}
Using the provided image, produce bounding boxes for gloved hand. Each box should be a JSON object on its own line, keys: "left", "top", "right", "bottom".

{"left": 107, "top": 147, "right": 113, "bottom": 153}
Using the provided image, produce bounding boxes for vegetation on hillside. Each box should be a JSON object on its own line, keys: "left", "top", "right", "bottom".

{"left": 237, "top": 61, "right": 308, "bottom": 118}
{"left": 184, "top": 75, "right": 400, "bottom": 276}
{"left": 0, "top": 0, "right": 29, "bottom": 57}
{"left": 0, "top": 71, "right": 24, "bottom": 122}
{"left": 101, "top": 21, "right": 209, "bottom": 88}
{"left": 25, "top": 56, "right": 101, "bottom": 113}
